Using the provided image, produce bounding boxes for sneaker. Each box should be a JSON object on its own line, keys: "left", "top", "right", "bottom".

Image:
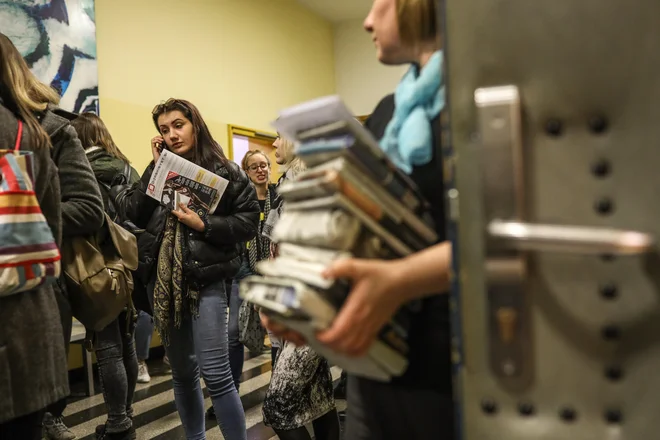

{"left": 137, "top": 360, "right": 151, "bottom": 383}
{"left": 43, "top": 412, "right": 76, "bottom": 440}
{"left": 95, "top": 424, "right": 136, "bottom": 440}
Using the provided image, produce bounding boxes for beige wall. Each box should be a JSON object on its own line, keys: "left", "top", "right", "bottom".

{"left": 333, "top": 19, "right": 407, "bottom": 117}
{"left": 95, "top": 0, "right": 336, "bottom": 173}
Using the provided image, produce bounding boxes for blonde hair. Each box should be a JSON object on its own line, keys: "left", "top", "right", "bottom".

{"left": 396, "top": 0, "right": 438, "bottom": 46}
{"left": 277, "top": 136, "right": 306, "bottom": 179}
{"left": 277, "top": 136, "right": 296, "bottom": 165}
{"left": 71, "top": 113, "right": 130, "bottom": 163}
{"left": 0, "top": 33, "right": 60, "bottom": 149}
{"left": 241, "top": 149, "right": 270, "bottom": 171}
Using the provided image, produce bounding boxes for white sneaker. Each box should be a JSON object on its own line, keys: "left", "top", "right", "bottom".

{"left": 137, "top": 360, "right": 151, "bottom": 383}
{"left": 43, "top": 412, "right": 76, "bottom": 440}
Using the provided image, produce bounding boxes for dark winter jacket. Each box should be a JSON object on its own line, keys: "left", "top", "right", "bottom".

{"left": 85, "top": 147, "right": 140, "bottom": 213}
{"left": 235, "top": 183, "right": 283, "bottom": 281}
{"left": 44, "top": 111, "right": 105, "bottom": 238}
{"left": 123, "top": 159, "right": 260, "bottom": 289}
{"left": 0, "top": 102, "right": 104, "bottom": 423}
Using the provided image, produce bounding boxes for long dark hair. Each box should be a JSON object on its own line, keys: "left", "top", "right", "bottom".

{"left": 0, "top": 33, "right": 60, "bottom": 149}
{"left": 71, "top": 113, "right": 131, "bottom": 163}
{"left": 152, "top": 98, "right": 230, "bottom": 173}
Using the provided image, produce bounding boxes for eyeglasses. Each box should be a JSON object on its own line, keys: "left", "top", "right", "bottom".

{"left": 248, "top": 163, "right": 269, "bottom": 172}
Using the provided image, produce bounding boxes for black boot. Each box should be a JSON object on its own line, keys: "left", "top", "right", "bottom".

{"left": 95, "top": 424, "right": 136, "bottom": 440}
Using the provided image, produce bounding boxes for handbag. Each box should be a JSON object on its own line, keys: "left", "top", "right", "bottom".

{"left": 62, "top": 213, "right": 138, "bottom": 332}
{"left": 238, "top": 299, "right": 267, "bottom": 353}
{"left": 0, "top": 121, "right": 61, "bottom": 297}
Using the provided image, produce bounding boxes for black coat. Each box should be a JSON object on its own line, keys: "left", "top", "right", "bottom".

{"left": 123, "top": 159, "right": 260, "bottom": 289}
{"left": 0, "top": 102, "right": 104, "bottom": 422}
{"left": 365, "top": 94, "right": 452, "bottom": 395}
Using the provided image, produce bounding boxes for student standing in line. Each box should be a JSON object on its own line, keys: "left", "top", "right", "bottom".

{"left": 233, "top": 150, "right": 282, "bottom": 379}
{"left": 259, "top": 136, "right": 341, "bottom": 440}
{"left": 207, "top": 149, "right": 282, "bottom": 420}
{"left": 0, "top": 33, "right": 105, "bottom": 440}
{"left": 259, "top": 136, "right": 306, "bottom": 361}
{"left": 71, "top": 113, "right": 141, "bottom": 440}
{"left": 262, "top": 1, "right": 455, "bottom": 438}
{"left": 121, "top": 98, "right": 259, "bottom": 440}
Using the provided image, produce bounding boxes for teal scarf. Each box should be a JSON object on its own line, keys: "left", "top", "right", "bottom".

{"left": 379, "top": 50, "right": 445, "bottom": 174}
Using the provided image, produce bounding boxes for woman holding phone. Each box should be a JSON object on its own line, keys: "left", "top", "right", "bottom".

{"left": 121, "top": 99, "right": 259, "bottom": 440}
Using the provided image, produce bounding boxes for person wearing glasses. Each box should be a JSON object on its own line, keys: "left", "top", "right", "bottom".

{"left": 237, "top": 150, "right": 284, "bottom": 362}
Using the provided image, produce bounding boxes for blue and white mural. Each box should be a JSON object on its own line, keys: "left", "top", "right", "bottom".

{"left": 0, "top": 0, "right": 99, "bottom": 114}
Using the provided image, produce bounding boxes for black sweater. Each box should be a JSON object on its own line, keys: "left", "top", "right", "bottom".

{"left": 365, "top": 94, "right": 452, "bottom": 394}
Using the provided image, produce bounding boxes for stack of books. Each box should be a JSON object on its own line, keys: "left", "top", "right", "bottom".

{"left": 239, "top": 96, "right": 437, "bottom": 382}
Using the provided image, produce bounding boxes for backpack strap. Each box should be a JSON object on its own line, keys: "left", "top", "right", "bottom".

{"left": 123, "top": 161, "right": 131, "bottom": 184}
{"left": 14, "top": 120, "right": 23, "bottom": 151}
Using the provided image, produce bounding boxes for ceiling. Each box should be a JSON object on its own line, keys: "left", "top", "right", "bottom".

{"left": 296, "top": 0, "right": 371, "bottom": 23}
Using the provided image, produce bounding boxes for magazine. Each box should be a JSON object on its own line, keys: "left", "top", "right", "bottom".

{"left": 146, "top": 150, "right": 228, "bottom": 215}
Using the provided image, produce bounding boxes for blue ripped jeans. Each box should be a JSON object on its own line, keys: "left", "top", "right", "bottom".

{"left": 150, "top": 279, "right": 247, "bottom": 440}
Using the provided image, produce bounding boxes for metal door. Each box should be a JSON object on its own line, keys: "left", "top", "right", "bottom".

{"left": 442, "top": 1, "right": 660, "bottom": 439}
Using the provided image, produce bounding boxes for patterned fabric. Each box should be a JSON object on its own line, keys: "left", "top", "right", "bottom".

{"left": 260, "top": 164, "right": 334, "bottom": 431}
{"left": 0, "top": 121, "right": 61, "bottom": 297}
{"left": 247, "top": 188, "right": 271, "bottom": 272}
{"left": 239, "top": 189, "right": 272, "bottom": 352}
{"left": 263, "top": 342, "right": 335, "bottom": 430}
{"left": 238, "top": 299, "right": 266, "bottom": 353}
{"left": 152, "top": 214, "right": 199, "bottom": 345}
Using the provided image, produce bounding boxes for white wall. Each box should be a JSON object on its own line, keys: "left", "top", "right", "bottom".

{"left": 232, "top": 135, "right": 250, "bottom": 168}
{"left": 334, "top": 19, "right": 408, "bottom": 116}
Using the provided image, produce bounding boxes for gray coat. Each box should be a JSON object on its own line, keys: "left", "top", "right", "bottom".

{"left": 0, "top": 103, "right": 104, "bottom": 423}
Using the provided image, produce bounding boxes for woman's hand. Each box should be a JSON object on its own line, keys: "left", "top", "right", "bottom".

{"left": 316, "top": 258, "right": 407, "bottom": 357}
{"left": 151, "top": 136, "right": 165, "bottom": 163}
{"left": 259, "top": 309, "right": 306, "bottom": 347}
{"left": 172, "top": 203, "right": 205, "bottom": 232}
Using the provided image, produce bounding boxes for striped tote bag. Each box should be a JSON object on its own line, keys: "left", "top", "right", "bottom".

{"left": 0, "top": 121, "right": 61, "bottom": 297}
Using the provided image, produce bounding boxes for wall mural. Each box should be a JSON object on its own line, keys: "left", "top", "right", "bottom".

{"left": 0, "top": 0, "right": 99, "bottom": 114}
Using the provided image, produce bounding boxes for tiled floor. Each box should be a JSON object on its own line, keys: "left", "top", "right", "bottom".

{"left": 63, "top": 351, "right": 344, "bottom": 440}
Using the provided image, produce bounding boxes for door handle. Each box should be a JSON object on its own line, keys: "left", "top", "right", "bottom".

{"left": 474, "top": 85, "right": 655, "bottom": 388}
{"left": 488, "top": 220, "right": 655, "bottom": 255}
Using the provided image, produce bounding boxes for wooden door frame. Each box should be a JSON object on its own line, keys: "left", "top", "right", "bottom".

{"left": 227, "top": 124, "right": 278, "bottom": 161}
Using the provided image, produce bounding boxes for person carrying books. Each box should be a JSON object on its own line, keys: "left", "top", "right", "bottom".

{"left": 261, "top": 1, "right": 454, "bottom": 439}
{"left": 119, "top": 98, "right": 260, "bottom": 440}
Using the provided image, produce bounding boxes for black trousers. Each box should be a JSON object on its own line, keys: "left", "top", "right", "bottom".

{"left": 0, "top": 409, "right": 45, "bottom": 440}
{"left": 345, "top": 375, "right": 455, "bottom": 440}
{"left": 95, "top": 310, "right": 138, "bottom": 433}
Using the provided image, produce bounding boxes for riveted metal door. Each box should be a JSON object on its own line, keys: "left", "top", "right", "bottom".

{"left": 442, "top": 0, "right": 660, "bottom": 439}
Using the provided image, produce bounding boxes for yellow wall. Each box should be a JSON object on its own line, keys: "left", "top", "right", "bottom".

{"left": 95, "top": 0, "right": 336, "bottom": 172}
{"left": 334, "top": 19, "right": 406, "bottom": 116}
